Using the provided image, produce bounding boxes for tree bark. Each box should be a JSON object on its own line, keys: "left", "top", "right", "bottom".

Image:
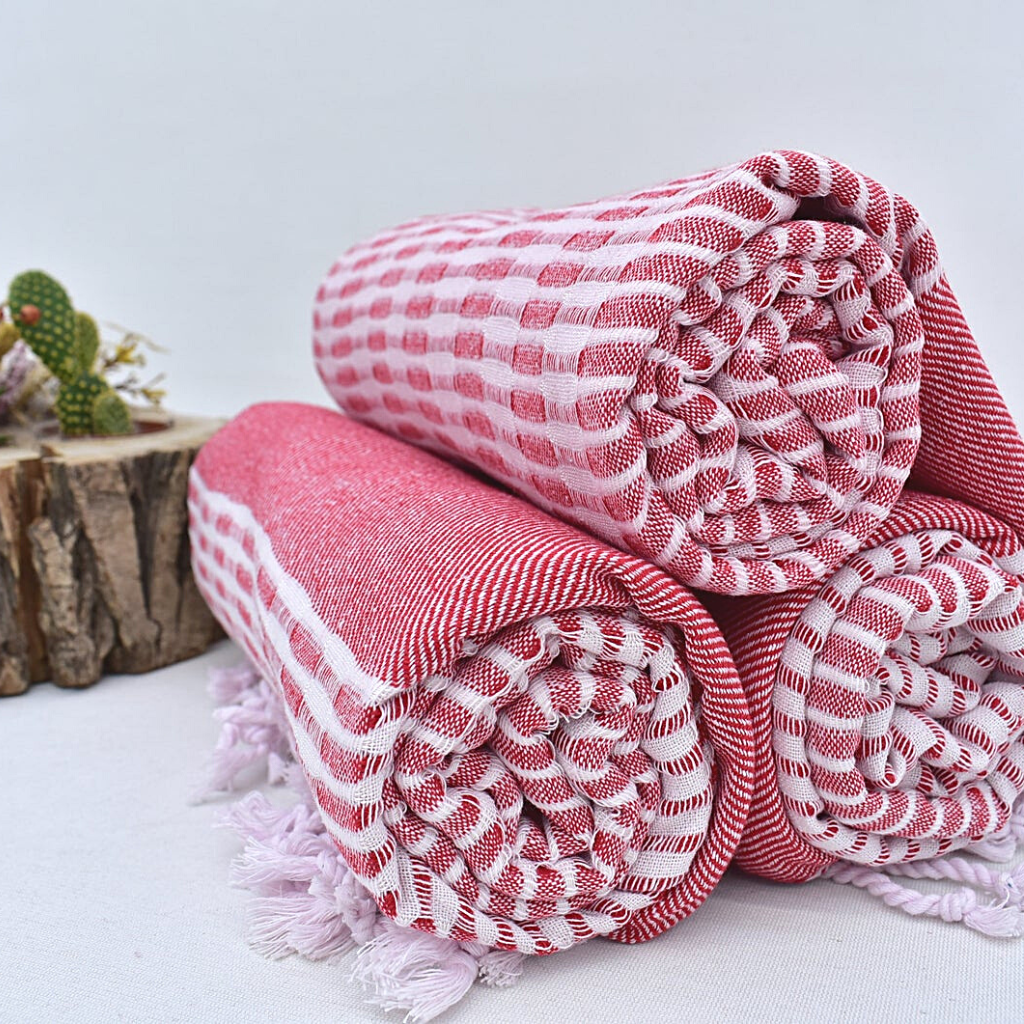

{"left": 0, "top": 413, "right": 223, "bottom": 694}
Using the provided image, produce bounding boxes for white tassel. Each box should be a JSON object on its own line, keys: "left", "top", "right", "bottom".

{"left": 352, "top": 919, "right": 480, "bottom": 1023}
{"left": 476, "top": 948, "right": 526, "bottom": 988}
{"left": 218, "top": 792, "right": 373, "bottom": 961}
{"left": 826, "top": 861, "right": 1024, "bottom": 938}
{"left": 193, "top": 664, "right": 293, "bottom": 801}
{"left": 878, "top": 855, "right": 1024, "bottom": 908}
{"left": 825, "top": 792, "right": 1024, "bottom": 939}
{"left": 204, "top": 662, "right": 523, "bottom": 1021}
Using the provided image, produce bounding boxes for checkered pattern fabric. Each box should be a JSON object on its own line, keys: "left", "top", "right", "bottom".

{"left": 713, "top": 493, "right": 1024, "bottom": 883}
{"left": 188, "top": 402, "right": 754, "bottom": 953}
{"left": 313, "top": 149, "right": 1024, "bottom": 595}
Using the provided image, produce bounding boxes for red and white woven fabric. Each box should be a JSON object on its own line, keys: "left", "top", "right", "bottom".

{"left": 188, "top": 402, "right": 753, "bottom": 954}
{"left": 713, "top": 493, "right": 1024, "bottom": 884}
{"left": 313, "top": 149, "right": 1024, "bottom": 595}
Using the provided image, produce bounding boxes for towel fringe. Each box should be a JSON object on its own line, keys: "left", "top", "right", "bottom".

{"left": 825, "top": 826, "right": 1024, "bottom": 940}
{"left": 198, "top": 664, "right": 523, "bottom": 1022}
{"left": 351, "top": 920, "right": 481, "bottom": 1023}
{"left": 191, "top": 663, "right": 292, "bottom": 803}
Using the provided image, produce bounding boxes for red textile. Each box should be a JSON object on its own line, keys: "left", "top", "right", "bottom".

{"left": 313, "top": 150, "right": 1024, "bottom": 595}
{"left": 188, "top": 402, "right": 753, "bottom": 952}
{"left": 713, "top": 493, "right": 1024, "bottom": 882}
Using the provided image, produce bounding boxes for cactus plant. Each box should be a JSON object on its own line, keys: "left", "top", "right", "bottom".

{"left": 75, "top": 311, "right": 101, "bottom": 375}
{"left": 4, "top": 271, "right": 132, "bottom": 436}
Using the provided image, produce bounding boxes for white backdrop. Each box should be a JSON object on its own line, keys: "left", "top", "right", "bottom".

{"left": 4, "top": 4, "right": 1024, "bottom": 1023}
{"left": 2, "top": 0, "right": 1023, "bottom": 421}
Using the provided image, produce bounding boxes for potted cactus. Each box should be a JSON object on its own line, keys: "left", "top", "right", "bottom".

{"left": 0, "top": 270, "right": 222, "bottom": 695}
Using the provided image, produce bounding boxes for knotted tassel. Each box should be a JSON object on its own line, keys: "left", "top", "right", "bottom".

{"left": 826, "top": 861, "right": 1024, "bottom": 939}
{"left": 823, "top": 790, "right": 1024, "bottom": 939}
{"left": 200, "top": 663, "right": 525, "bottom": 1022}
{"left": 878, "top": 856, "right": 1024, "bottom": 909}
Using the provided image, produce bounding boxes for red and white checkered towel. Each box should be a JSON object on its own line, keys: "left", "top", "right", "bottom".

{"left": 313, "top": 150, "right": 1024, "bottom": 595}
{"left": 713, "top": 493, "right": 1024, "bottom": 886}
{"left": 188, "top": 402, "right": 753, "bottom": 954}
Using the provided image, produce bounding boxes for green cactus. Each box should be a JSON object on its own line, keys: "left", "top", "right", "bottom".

{"left": 54, "top": 373, "right": 107, "bottom": 436}
{"left": 92, "top": 387, "right": 133, "bottom": 435}
{"left": 5, "top": 271, "right": 132, "bottom": 436}
{"left": 8, "top": 271, "right": 79, "bottom": 381}
{"left": 75, "top": 311, "right": 101, "bottom": 375}
{"left": 55, "top": 372, "right": 133, "bottom": 436}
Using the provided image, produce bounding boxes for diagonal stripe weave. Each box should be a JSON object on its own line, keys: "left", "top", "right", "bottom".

{"left": 312, "top": 149, "right": 1024, "bottom": 595}
{"left": 188, "top": 402, "right": 754, "bottom": 954}
{"left": 713, "top": 493, "right": 1024, "bottom": 883}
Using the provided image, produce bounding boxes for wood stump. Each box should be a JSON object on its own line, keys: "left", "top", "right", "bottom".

{"left": 0, "top": 412, "right": 224, "bottom": 695}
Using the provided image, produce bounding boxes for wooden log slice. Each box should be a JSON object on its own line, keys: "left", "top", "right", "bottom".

{"left": 0, "top": 412, "right": 224, "bottom": 694}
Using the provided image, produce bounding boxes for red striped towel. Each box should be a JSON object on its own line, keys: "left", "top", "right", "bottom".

{"left": 714, "top": 493, "right": 1024, "bottom": 912}
{"left": 188, "top": 402, "right": 753, "bottom": 953}
{"left": 313, "top": 150, "right": 1024, "bottom": 595}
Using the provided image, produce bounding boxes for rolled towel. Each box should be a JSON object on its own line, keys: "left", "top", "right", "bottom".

{"left": 313, "top": 150, "right": 1024, "bottom": 595}
{"left": 188, "top": 402, "right": 753, "bottom": 954}
{"left": 714, "top": 492, "right": 1024, "bottom": 931}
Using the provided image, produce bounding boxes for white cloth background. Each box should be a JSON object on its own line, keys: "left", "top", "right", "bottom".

{"left": 2, "top": 642, "right": 1022, "bottom": 1023}
{"left": 3, "top": 1, "right": 1024, "bottom": 1020}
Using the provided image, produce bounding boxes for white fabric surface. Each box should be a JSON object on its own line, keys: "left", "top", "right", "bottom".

{"left": 2, "top": 641, "right": 1022, "bottom": 1023}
